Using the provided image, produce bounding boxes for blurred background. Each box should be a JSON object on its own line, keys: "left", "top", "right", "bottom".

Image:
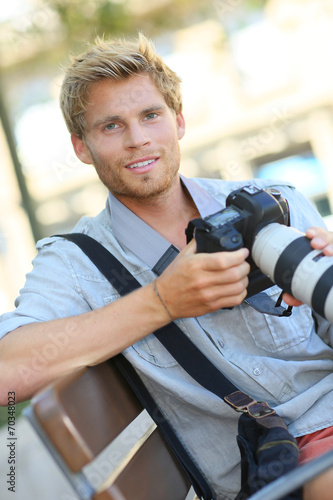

{"left": 1, "top": 0, "right": 333, "bottom": 497}
{"left": 2, "top": 0, "right": 333, "bottom": 315}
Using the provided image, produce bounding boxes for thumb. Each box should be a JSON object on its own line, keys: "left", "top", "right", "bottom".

{"left": 180, "top": 238, "right": 197, "bottom": 256}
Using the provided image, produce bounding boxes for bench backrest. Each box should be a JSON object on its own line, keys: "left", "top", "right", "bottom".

{"left": 25, "top": 359, "right": 192, "bottom": 500}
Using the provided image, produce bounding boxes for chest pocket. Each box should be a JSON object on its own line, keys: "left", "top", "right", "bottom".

{"left": 240, "top": 287, "right": 314, "bottom": 353}
{"left": 131, "top": 335, "right": 179, "bottom": 368}
{"left": 195, "top": 287, "right": 314, "bottom": 355}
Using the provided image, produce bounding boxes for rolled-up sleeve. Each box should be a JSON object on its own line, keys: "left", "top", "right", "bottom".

{"left": 0, "top": 237, "right": 92, "bottom": 339}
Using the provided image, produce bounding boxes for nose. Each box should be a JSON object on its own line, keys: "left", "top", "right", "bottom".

{"left": 124, "top": 123, "right": 150, "bottom": 149}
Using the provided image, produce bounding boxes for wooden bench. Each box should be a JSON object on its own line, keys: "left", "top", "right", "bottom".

{"left": 24, "top": 359, "right": 192, "bottom": 500}
{"left": 25, "top": 356, "right": 333, "bottom": 500}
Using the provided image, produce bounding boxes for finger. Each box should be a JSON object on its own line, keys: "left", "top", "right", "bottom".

{"left": 306, "top": 227, "right": 333, "bottom": 255}
{"left": 196, "top": 247, "right": 250, "bottom": 272}
{"left": 205, "top": 261, "right": 250, "bottom": 286}
{"left": 306, "top": 227, "right": 321, "bottom": 239}
{"left": 189, "top": 277, "right": 249, "bottom": 315}
{"left": 186, "top": 266, "right": 249, "bottom": 310}
{"left": 306, "top": 227, "right": 329, "bottom": 248}
{"left": 322, "top": 244, "right": 333, "bottom": 256}
{"left": 206, "top": 283, "right": 249, "bottom": 310}
{"left": 282, "top": 292, "right": 303, "bottom": 307}
{"left": 211, "top": 275, "right": 249, "bottom": 299}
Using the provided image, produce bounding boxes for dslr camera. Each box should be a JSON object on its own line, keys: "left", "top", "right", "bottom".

{"left": 186, "top": 185, "right": 333, "bottom": 322}
{"left": 186, "top": 185, "right": 289, "bottom": 298}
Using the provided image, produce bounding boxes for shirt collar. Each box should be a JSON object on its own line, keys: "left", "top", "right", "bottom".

{"left": 108, "top": 175, "right": 223, "bottom": 270}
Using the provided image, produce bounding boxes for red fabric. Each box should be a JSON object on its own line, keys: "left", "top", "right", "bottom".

{"left": 296, "top": 426, "right": 333, "bottom": 464}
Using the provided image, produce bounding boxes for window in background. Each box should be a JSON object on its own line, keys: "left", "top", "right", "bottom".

{"left": 257, "top": 152, "right": 332, "bottom": 223}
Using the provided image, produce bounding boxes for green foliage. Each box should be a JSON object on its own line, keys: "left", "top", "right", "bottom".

{"left": 1, "top": 0, "right": 269, "bottom": 70}
{"left": 43, "top": 0, "right": 214, "bottom": 42}
{"left": 0, "top": 401, "right": 30, "bottom": 428}
{"left": 45, "top": 0, "right": 136, "bottom": 40}
{"left": 41, "top": 0, "right": 269, "bottom": 47}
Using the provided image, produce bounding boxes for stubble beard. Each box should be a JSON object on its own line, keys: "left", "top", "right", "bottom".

{"left": 90, "top": 145, "right": 181, "bottom": 202}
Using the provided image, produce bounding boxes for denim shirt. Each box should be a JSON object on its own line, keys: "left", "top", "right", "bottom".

{"left": 1, "top": 177, "right": 333, "bottom": 500}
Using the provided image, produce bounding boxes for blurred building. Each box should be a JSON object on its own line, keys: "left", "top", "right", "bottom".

{"left": 0, "top": 114, "right": 35, "bottom": 312}
{"left": 1, "top": 0, "right": 333, "bottom": 313}
{"left": 178, "top": 1, "right": 333, "bottom": 226}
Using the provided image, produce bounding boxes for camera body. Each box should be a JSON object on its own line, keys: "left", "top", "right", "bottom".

{"left": 186, "top": 185, "right": 290, "bottom": 298}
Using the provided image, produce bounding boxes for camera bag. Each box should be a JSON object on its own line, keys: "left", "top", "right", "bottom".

{"left": 57, "top": 232, "right": 301, "bottom": 500}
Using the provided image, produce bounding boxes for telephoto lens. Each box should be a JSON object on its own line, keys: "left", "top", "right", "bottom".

{"left": 252, "top": 223, "right": 333, "bottom": 322}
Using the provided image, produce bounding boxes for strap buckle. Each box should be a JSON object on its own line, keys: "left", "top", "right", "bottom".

{"left": 224, "top": 390, "right": 276, "bottom": 419}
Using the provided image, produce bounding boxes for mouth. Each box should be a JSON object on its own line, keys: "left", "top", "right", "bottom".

{"left": 125, "top": 156, "right": 159, "bottom": 173}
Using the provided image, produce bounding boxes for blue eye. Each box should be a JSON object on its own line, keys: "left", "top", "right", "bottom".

{"left": 145, "top": 113, "right": 157, "bottom": 120}
{"left": 105, "top": 123, "right": 119, "bottom": 130}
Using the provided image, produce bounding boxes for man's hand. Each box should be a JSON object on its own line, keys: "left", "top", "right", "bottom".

{"left": 155, "top": 239, "right": 250, "bottom": 319}
{"left": 306, "top": 227, "right": 333, "bottom": 255}
{"left": 283, "top": 226, "right": 333, "bottom": 306}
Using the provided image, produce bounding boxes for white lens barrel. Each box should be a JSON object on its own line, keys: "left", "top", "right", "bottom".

{"left": 252, "top": 223, "right": 333, "bottom": 322}
{"left": 252, "top": 224, "right": 303, "bottom": 278}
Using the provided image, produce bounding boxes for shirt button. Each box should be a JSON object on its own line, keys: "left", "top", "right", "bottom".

{"left": 253, "top": 367, "right": 261, "bottom": 376}
{"left": 218, "top": 340, "right": 224, "bottom": 349}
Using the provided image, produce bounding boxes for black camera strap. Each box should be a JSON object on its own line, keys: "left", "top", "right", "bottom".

{"left": 245, "top": 293, "right": 293, "bottom": 317}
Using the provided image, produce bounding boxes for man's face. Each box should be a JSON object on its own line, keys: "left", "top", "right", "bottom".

{"left": 72, "top": 74, "right": 185, "bottom": 203}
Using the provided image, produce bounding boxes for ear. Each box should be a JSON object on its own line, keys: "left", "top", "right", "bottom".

{"left": 71, "top": 134, "right": 93, "bottom": 165}
{"left": 176, "top": 112, "right": 186, "bottom": 140}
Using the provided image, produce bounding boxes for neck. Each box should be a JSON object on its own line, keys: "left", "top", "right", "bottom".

{"left": 113, "top": 176, "right": 200, "bottom": 249}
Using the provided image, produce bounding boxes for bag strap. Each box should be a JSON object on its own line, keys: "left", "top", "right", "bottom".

{"left": 59, "top": 232, "right": 282, "bottom": 422}
{"left": 57, "top": 232, "right": 285, "bottom": 497}
{"left": 58, "top": 233, "right": 278, "bottom": 420}
{"left": 56, "top": 233, "right": 214, "bottom": 498}
{"left": 111, "top": 354, "right": 213, "bottom": 499}
{"left": 58, "top": 233, "right": 238, "bottom": 396}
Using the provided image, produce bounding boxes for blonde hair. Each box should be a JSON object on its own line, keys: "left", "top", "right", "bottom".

{"left": 60, "top": 33, "right": 182, "bottom": 138}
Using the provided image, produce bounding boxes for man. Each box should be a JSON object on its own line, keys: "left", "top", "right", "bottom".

{"left": 1, "top": 34, "right": 333, "bottom": 499}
